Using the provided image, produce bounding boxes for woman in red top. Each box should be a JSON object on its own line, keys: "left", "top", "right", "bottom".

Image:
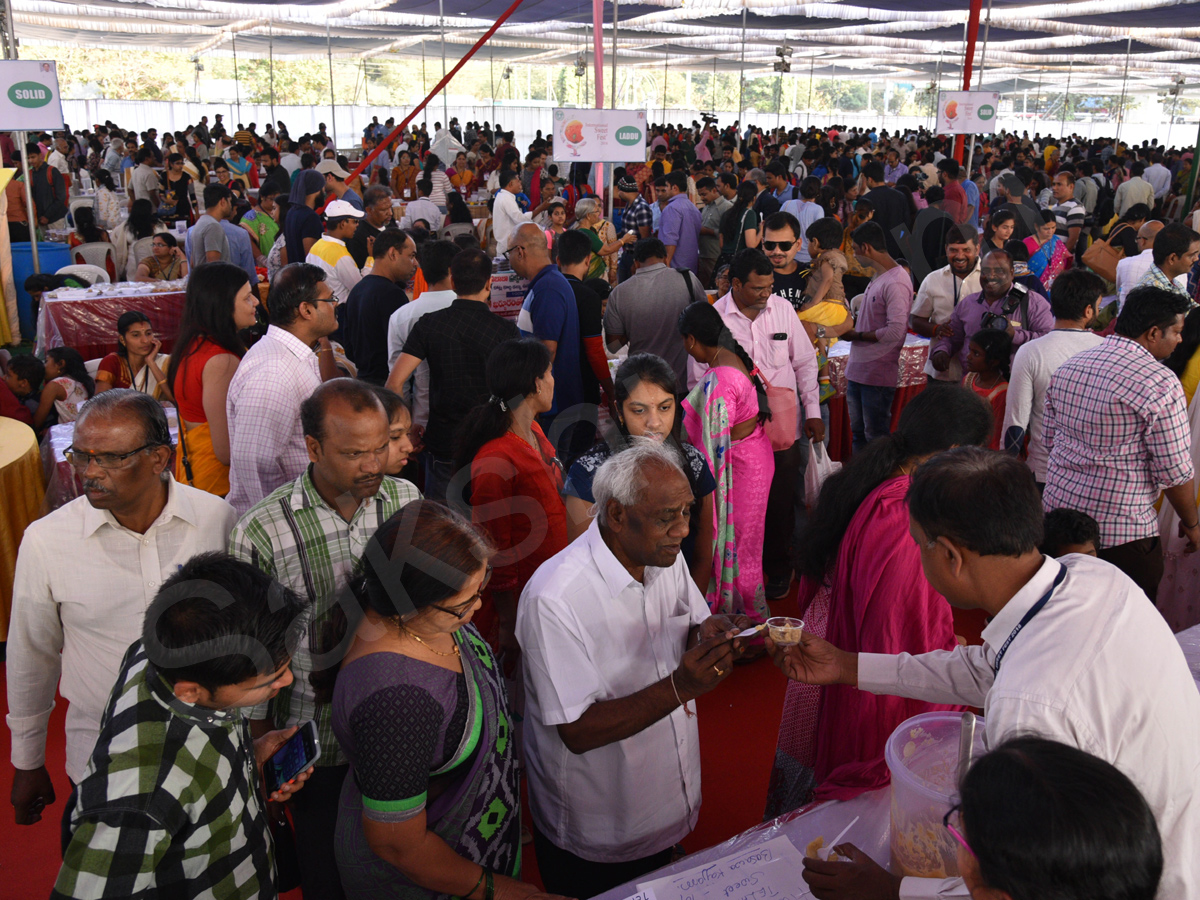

{"left": 456, "top": 338, "right": 566, "bottom": 673}
{"left": 165, "top": 262, "right": 258, "bottom": 497}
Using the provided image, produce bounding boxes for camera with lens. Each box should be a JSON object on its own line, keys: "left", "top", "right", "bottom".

{"left": 979, "top": 287, "right": 1028, "bottom": 331}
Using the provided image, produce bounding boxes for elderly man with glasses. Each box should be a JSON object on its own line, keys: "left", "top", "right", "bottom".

{"left": 230, "top": 377, "right": 421, "bottom": 900}
{"left": 7, "top": 389, "right": 237, "bottom": 830}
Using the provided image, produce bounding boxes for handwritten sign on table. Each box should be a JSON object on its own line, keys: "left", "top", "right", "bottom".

{"left": 637, "top": 837, "right": 812, "bottom": 900}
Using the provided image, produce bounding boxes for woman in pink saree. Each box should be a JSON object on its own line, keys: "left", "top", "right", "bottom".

{"left": 679, "top": 302, "right": 775, "bottom": 623}
{"left": 764, "top": 386, "right": 993, "bottom": 816}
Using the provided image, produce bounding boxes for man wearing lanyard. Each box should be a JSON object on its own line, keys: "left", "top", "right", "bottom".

{"left": 769, "top": 449, "right": 1200, "bottom": 900}
{"left": 909, "top": 225, "right": 981, "bottom": 385}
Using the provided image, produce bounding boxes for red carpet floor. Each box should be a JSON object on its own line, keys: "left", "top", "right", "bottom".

{"left": 0, "top": 594, "right": 986, "bottom": 900}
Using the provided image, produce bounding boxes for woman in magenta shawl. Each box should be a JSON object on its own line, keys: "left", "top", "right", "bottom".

{"left": 764, "top": 386, "right": 993, "bottom": 817}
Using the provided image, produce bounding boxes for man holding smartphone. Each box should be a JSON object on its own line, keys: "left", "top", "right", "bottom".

{"left": 54, "top": 553, "right": 313, "bottom": 900}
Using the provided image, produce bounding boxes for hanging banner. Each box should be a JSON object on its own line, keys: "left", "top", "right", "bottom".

{"left": 0, "top": 61, "right": 65, "bottom": 131}
{"left": 936, "top": 91, "right": 1000, "bottom": 135}
{"left": 552, "top": 108, "right": 647, "bottom": 163}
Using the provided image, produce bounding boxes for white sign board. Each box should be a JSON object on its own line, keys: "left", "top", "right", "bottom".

{"left": 552, "top": 108, "right": 647, "bottom": 163}
{"left": 489, "top": 268, "right": 529, "bottom": 320}
{"left": 936, "top": 91, "right": 1000, "bottom": 135}
{"left": 638, "top": 837, "right": 813, "bottom": 900}
{"left": 0, "top": 61, "right": 64, "bottom": 131}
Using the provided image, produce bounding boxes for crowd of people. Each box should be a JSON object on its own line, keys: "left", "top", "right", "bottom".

{"left": 3, "top": 111, "right": 1200, "bottom": 900}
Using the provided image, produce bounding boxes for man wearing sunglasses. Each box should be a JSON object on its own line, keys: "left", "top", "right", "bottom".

{"left": 8, "top": 390, "right": 237, "bottom": 831}
{"left": 230, "top": 378, "right": 421, "bottom": 900}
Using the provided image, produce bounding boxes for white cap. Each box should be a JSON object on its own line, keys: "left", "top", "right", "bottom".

{"left": 325, "top": 199, "right": 364, "bottom": 219}
{"left": 316, "top": 158, "right": 351, "bottom": 178}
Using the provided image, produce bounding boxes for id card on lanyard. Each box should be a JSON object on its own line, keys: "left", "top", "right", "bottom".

{"left": 992, "top": 564, "right": 1067, "bottom": 676}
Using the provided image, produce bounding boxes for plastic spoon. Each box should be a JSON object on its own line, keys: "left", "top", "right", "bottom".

{"left": 817, "top": 815, "right": 860, "bottom": 860}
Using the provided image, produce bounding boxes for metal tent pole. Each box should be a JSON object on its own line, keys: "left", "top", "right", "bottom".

{"left": 439, "top": 0, "right": 448, "bottom": 128}
{"left": 327, "top": 23, "right": 337, "bottom": 147}
{"left": 807, "top": 56, "right": 814, "bottom": 129}
{"left": 1184, "top": 117, "right": 1200, "bottom": 212}
{"left": 974, "top": 0, "right": 993, "bottom": 90}
{"left": 490, "top": 51, "right": 496, "bottom": 125}
{"left": 1060, "top": 60, "right": 1072, "bottom": 138}
{"left": 269, "top": 21, "right": 275, "bottom": 128}
{"left": 1116, "top": 37, "right": 1132, "bottom": 144}
{"left": 611, "top": 0, "right": 618, "bottom": 111}
{"left": 738, "top": 3, "right": 746, "bottom": 127}
{"left": 232, "top": 31, "right": 241, "bottom": 122}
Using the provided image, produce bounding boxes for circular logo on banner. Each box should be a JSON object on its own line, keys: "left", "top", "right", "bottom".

{"left": 977, "top": 105, "right": 996, "bottom": 120}
{"left": 9, "top": 82, "right": 51, "bottom": 107}
{"left": 615, "top": 127, "right": 643, "bottom": 146}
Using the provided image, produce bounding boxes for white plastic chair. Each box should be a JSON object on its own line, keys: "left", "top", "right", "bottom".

{"left": 68, "top": 197, "right": 94, "bottom": 226}
{"left": 126, "top": 236, "right": 156, "bottom": 281}
{"left": 72, "top": 241, "right": 115, "bottom": 272}
{"left": 55, "top": 264, "right": 110, "bottom": 284}
{"left": 85, "top": 357, "right": 102, "bottom": 378}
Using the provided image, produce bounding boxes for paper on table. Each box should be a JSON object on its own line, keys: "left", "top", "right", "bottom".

{"left": 638, "top": 836, "right": 812, "bottom": 900}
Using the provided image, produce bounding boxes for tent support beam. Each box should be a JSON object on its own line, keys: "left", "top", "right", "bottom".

{"left": 440, "top": 0, "right": 447, "bottom": 129}
{"left": 269, "top": 20, "right": 275, "bottom": 128}
{"left": 954, "top": 0, "right": 984, "bottom": 164}
{"left": 593, "top": 0, "right": 604, "bottom": 204}
{"left": 326, "top": 22, "right": 336, "bottom": 148}
{"left": 975, "top": 0, "right": 994, "bottom": 89}
{"left": 1060, "top": 59, "right": 1072, "bottom": 137}
{"left": 738, "top": 3, "right": 746, "bottom": 127}
{"left": 1116, "top": 36, "right": 1132, "bottom": 144}
{"left": 344, "top": 0, "right": 529, "bottom": 187}
{"left": 1185, "top": 117, "right": 1200, "bottom": 213}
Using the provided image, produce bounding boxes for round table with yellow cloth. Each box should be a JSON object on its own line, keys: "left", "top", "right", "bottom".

{"left": 0, "top": 418, "right": 45, "bottom": 641}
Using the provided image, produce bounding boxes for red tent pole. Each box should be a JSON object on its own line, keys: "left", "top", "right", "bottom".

{"left": 954, "top": 0, "right": 984, "bottom": 164}
{"left": 344, "top": 0, "right": 527, "bottom": 185}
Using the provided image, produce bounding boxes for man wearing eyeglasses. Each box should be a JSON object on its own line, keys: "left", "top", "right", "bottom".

{"left": 230, "top": 378, "right": 421, "bottom": 900}
{"left": 8, "top": 390, "right": 236, "bottom": 831}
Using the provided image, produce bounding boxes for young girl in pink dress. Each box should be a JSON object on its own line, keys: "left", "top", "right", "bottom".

{"left": 678, "top": 302, "right": 775, "bottom": 622}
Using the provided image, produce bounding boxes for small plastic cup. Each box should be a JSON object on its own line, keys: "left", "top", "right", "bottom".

{"left": 767, "top": 616, "right": 804, "bottom": 647}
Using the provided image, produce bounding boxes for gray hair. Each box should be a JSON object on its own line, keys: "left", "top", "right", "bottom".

{"left": 592, "top": 437, "right": 686, "bottom": 526}
{"left": 749, "top": 168, "right": 770, "bottom": 187}
{"left": 573, "top": 197, "right": 600, "bottom": 221}
{"left": 109, "top": 138, "right": 125, "bottom": 153}
{"left": 77, "top": 388, "right": 173, "bottom": 450}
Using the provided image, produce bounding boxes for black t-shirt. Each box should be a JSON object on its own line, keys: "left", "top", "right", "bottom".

{"left": 566, "top": 275, "right": 603, "bottom": 406}
{"left": 863, "top": 186, "right": 910, "bottom": 259}
{"left": 753, "top": 190, "right": 781, "bottom": 220}
{"left": 771, "top": 266, "right": 809, "bottom": 310}
{"left": 343, "top": 274, "right": 408, "bottom": 384}
{"left": 346, "top": 219, "right": 397, "bottom": 269}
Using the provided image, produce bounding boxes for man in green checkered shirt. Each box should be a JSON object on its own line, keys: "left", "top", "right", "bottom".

{"left": 229, "top": 379, "right": 421, "bottom": 900}
{"left": 54, "top": 553, "right": 311, "bottom": 900}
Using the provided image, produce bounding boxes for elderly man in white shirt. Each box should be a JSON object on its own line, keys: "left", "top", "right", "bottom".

{"left": 772, "top": 448, "right": 1200, "bottom": 900}
{"left": 7, "top": 390, "right": 236, "bottom": 825}
{"left": 226, "top": 263, "right": 336, "bottom": 515}
{"left": 909, "top": 224, "right": 982, "bottom": 384}
{"left": 518, "top": 441, "right": 754, "bottom": 899}
{"left": 690, "top": 248, "right": 823, "bottom": 600}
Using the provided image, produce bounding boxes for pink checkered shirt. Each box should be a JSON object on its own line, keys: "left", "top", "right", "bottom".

{"left": 226, "top": 325, "right": 322, "bottom": 516}
{"left": 1043, "top": 335, "right": 1194, "bottom": 548}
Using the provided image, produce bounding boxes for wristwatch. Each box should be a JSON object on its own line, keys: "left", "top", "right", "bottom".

{"left": 815, "top": 325, "right": 826, "bottom": 339}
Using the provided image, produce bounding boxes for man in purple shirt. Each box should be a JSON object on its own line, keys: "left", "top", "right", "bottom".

{"left": 658, "top": 171, "right": 702, "bottom": 274}
{"left": 931, "top": 249, "right": 1053, "bottom": 375}
{"left": 844, "top": 221, "right": 915, "bottom": 452}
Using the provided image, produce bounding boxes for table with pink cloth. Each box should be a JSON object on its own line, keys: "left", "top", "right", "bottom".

{"left": 35, "top": 281, "right": 187, "bottom": 361}
{"left": 40, "top": 409, "right": 179, "bottom": 513}
{"left": 825, "top": 335, "right": 930, "bottom": 462}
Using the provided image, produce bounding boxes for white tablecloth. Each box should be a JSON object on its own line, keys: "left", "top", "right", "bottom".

{"left": 594, "top": 624, "right": 1200, "bottom": 900}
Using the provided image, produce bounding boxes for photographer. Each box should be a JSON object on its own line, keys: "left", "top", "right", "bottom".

{"left": 931, "top": 249, "right": 1052, "bottom": 375}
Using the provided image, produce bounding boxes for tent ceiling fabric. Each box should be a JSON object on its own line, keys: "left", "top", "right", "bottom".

{"left": 12, "top": 0, "right": 1200, "bottom": 87}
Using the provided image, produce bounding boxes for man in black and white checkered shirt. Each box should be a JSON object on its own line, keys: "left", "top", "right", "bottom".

{"left": 53, "top": 553, "right": 310, "bottom": 900}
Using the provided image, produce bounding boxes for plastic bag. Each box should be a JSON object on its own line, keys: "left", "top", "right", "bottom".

{"left": 805, "top": 439, "right": 841, "bottom": 509}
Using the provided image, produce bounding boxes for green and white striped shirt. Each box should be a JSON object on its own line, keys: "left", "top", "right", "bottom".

{"left": 230, "top": 468, "right": 421, "bottom": 765}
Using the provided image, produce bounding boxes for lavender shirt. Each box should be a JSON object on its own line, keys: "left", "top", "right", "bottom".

{"left": 933, "top": 287, "right": 1054, "bottom": 371}
{"left": 658, "top": 192, "right": 702, "bottom": 273}
{"left": 846, "top": 265, "right": 915, "bottom": 387}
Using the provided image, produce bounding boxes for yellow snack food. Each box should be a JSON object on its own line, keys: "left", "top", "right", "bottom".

{"left": 804, "top": 837, "right": 842, "bottom": 862}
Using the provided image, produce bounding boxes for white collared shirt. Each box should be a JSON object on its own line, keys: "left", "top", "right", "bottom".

{"left": 688, "top": 292, "right": 821, "bottom": 433}
{"left": 517, "top": 520, "right": 711, "bottom": 862}
{"left": 858, "top": 555, "right": 1200, "bottom": 900}
{"left": 385, "top": 289, "right": 457, "bottom": 426}
{"left": 491, "top": 189, "right": 531, "bottom": 255}
{"left": 6, "top": 478, "right": 237, "bottom": 781}
{"left": 1115, "top": 248, "right": 1189, "bottom": 311}
{"left": 910, "top": 260, "right": 982, "bottom": 382}
{"left": 226, "top": 325, "right": 322, "bottom": 515}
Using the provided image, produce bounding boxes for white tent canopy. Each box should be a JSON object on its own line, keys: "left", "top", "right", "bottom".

{"left": 10, "top": 0, "right": 1200, "bottom": 94}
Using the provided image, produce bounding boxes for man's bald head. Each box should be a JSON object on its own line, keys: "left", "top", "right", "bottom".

{"left": 508, "top": 222, "right": 552, "bottom": 277}
{"left": 1139, "top": 220, "right": 1165, "bottom": 243}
